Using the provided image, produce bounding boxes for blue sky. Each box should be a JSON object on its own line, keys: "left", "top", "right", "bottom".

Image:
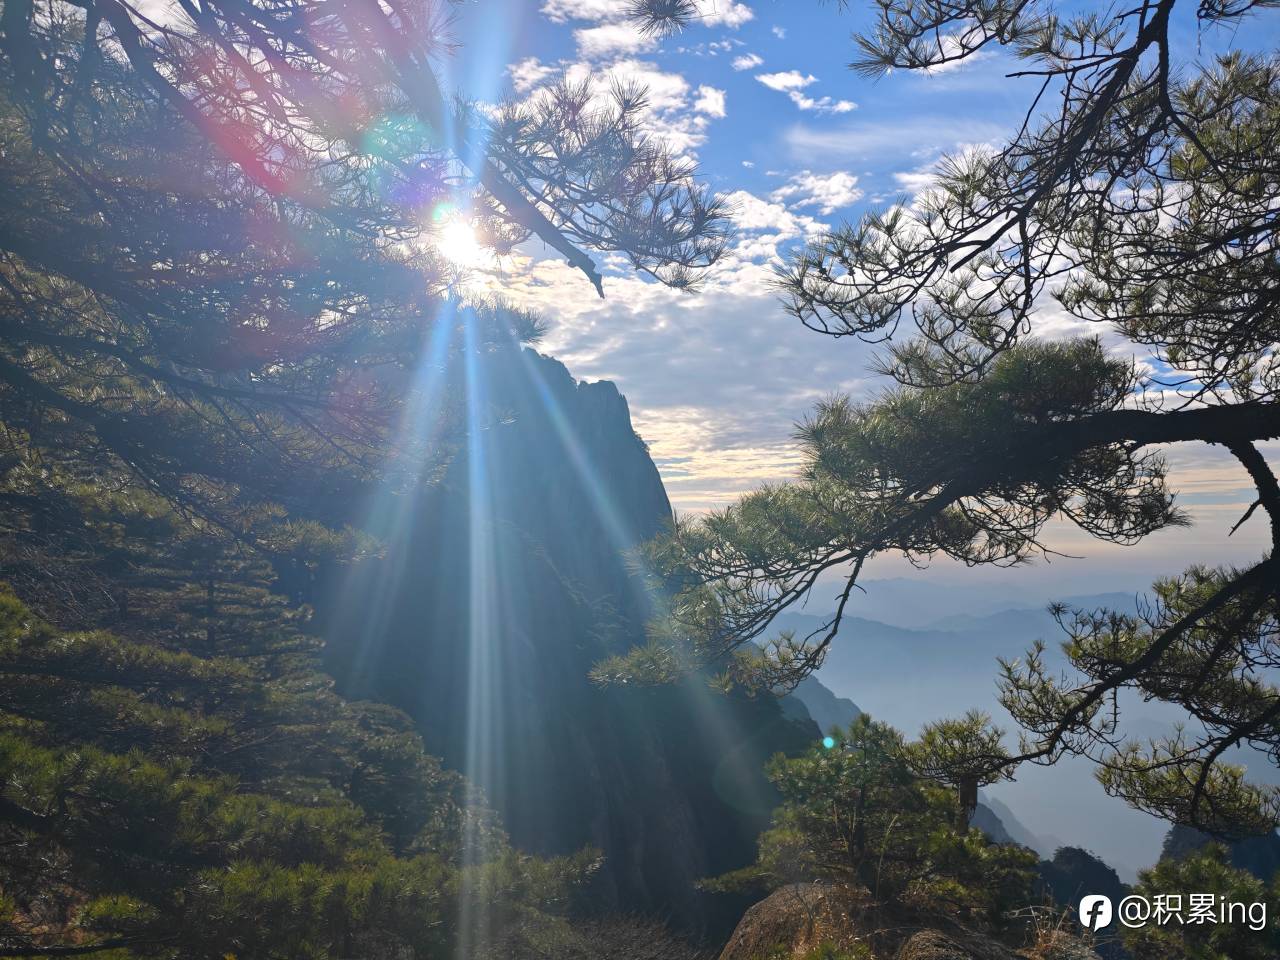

{"left": 445, "top": 0, "right": 1278, "bottom": 595}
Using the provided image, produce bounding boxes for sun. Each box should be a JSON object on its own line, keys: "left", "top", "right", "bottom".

{"left": 434, "top": 211, "right": 492, "bottom": 273}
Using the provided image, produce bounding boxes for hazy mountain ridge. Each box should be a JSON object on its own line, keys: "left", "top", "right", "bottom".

{"left": 987, "top": 794, "right": 1065, "bottom": 858}
{"left": 809, "top": 576, "right": 1150, "bottom": 629}
{"left": 922, "top": 593, "right": 1141, "bottom": 634}
{"left": 783, "top": 675, "right": 863, "bottom": 735}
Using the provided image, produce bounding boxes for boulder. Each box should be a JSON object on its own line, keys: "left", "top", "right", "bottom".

{"left": 895, "top": 929, "right": 1018, "bottom": 960}
{"left": 895, "top": 928, "right": 1102, "bottom": 960}
{"left": 717, "top": 884, "right": 1103, "bottom": 960}
{"left": 717, "top": 883, "right": 874, "bottom": 959}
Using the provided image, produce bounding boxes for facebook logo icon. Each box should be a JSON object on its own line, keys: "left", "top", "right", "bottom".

{"left": 1079, "top": 895, "right": 1114, "bottom": 930}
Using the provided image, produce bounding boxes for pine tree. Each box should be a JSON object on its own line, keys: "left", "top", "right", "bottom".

{"left": 626, "top": 0, "right": 1280, "bottom": 838}
{"left": 1125, "top": 845, "right": 1280, "bottom": 960}
{"left": 703, "top": 715, "right": 1038, "bottom": 925}
{"left": 0, "top": 565, "right": 611, "bottom": 958}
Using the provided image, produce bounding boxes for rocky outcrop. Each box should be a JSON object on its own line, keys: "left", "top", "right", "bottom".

{"left": 319, "top": 346, "right": 815, "bottom": 934}
{"left": 971, "top": 803, "right": 1018, "bottom": 846}
{"left": 785, "top": 675, "right": 862, "bottom": 736}
{"left": 716, "top": 883, "right": 1102, "bottom": 960}
{"left": 896, "top": 930, "right": 1019, "bottom": 960}
{"left": 1161, "top": 824, "right": 1280, "bottom": 882}
{"left": 716, "top": 883, "right": 877, "bottom": 959}
{"left": 1035, "top": 848, "right": 1128, "bottom": 917}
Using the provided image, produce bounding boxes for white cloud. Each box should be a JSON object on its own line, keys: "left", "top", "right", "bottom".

{"left": 590, "top": 60, "right": 705, "bottom": 151}
{"left": 726, "top": 190, "right": 812, "bottom": 234}
{"left": 722, "top": 188, "right": 827, "bottom": 261}
{"left": 542, "top": 0, "right": 752, "bottom": 47}
{"left": 675, "top": 39, "right": 738, "bottom": 56}
{"left": 756, "top": 72, "right": 855, "bottom": 113}
{"left": 692, "top": 0, "right": 754, "bottom": 27}
{"left": 732, "top": 52, "right": 763, "bottom": 71}
{"left": 508, "top": 57, "right": 557, "bottom": 94}
{"left": 531, "top": 0, "right": 752, "bottom": 153}
{"left": 594, "top": 60, "right": 689, "bottom": 111}
{"left": 919, "top": 33, "right": 992, "bottom": 75}
{"left": 892, "top": 169, "right": 938, "bottom": 196}
{"left": 771, "top": 170, "right": 863, "bottom": 214}
{"left": 693, "top": 85, "right": 727, "bottom": 118}
{"left": 756, "top": 70, "right": 815, "bottom": 92}
{"left": 511, "top": 59, "right": 720, "bottom": 155}
{"left": 575, "top": 22, "right": 657, "bottom": 58}
{"left": 541, "top": 0, "right": 629, "bottom": 22}
{"left": 771, "top": 25, "right": 786, "bottom": 38}
{"left": 789, "top": 92, "right": 856, "bottom": 114}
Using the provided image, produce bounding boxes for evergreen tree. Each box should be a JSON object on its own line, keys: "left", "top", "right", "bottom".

{"left": 625, "top": 0, "right": 1280, "bottom": 838}
{"left": 705, "top": 715, "right": 1038, "bottom": 925}
{"left": 0, "top": 576, "right": 610, "bottom": 959}
{"left": 1124, "top": 845, "right": 1280, "bottom": 960}
{"left": 1162, "top": 823, "right": 1280, "bottom": 885}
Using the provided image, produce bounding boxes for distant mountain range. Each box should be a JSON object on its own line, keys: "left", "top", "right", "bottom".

{"left": 807, "top": 576, "right": 1150, "bottom": 630}
{"left": 773, "top": 596, "right": 1145, "bottom": 736}
{"left": 921, "top": 594, "right": 1138, "bottom": 633}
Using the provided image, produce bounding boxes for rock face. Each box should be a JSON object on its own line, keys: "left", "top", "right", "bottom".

{"left": 716, "top": 883, "right": 1103, "bottom": 960}
{"left": 320, "top": 346, "right": 815, "bottom": 932}
{"left": 971, "top": 803, "right": 1018, "bottom": 846}
{"left": 1035, "top": 847, "right": 1128, "bottom": 917}
{"left": 785, "top": 675, "right": 862, "bottom": 735}
{"left": 1161, "top": 824, "right": 1280, "bottom": 882}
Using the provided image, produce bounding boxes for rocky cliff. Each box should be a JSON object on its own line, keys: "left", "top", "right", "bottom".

{"left": 320, "top": 346, "right": 815, "bottom": 932}
{"left": 1161, "top": 824, "right": 1280, "bottom": 882}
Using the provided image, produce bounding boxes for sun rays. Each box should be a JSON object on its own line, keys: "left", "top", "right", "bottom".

{"left": 318, "top": 299, "right": 767, "bottom": 958}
